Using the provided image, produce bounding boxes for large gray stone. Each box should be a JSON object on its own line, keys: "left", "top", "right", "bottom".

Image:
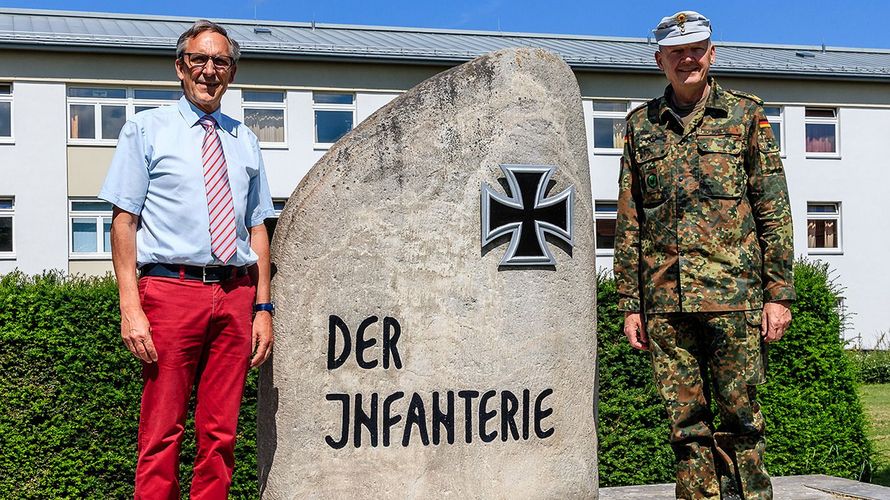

{"left": 261, "top": 47, "right": 597, "bottom": 499}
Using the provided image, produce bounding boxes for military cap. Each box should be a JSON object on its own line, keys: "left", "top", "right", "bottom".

{"left": 653, "top": 11, "right": 711, "bottom": 47}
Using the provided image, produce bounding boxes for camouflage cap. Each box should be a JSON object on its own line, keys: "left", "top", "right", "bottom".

{"left": 653, "top": 11, "right": 711, "bottom": 47}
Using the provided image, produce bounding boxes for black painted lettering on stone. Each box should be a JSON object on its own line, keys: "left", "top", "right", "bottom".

{"left": 432, "top": 391, "right": 455, "bottom": 445}
{"left": 327, "top": 316, "right": 351, "bottom": 370}
{"left": 534, "top": 388, "right": 555, "bottom": 439}
{"left": 500, "top": 390, "right": 520, "bottom": 441}
{"left": 356, "top": 316, "right": 379, "bottom": 369}
{"left": 522, "top": 389, "right": 531, "bottom": 440}
{"left": 457, "top": 390, "right": 480, "bottom": 444}
{"left": 402, "top": 392, "right": 430, "bottom": 447}
{"left": 478, "top": 390, "right": 498, "bottom": 443}
{"left": 382, "top": 391, "right": 405, "bottom": 447}
{"left": 354, "top": 392, "right": 379, "bottom": 448}
{"left": 325, "top": 393, "right": 350, "bottom": 449}
{"left": 382, "top": 317, "right": 403, "bottom": 369}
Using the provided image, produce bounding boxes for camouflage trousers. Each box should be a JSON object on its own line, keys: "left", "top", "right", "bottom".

{"left": 647, "top": 311, "right": 771, "bottom": 500}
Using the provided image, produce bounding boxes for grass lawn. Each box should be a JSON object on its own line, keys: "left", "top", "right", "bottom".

{"left": 859, "top": 383, "right": 890, "bottom": 485}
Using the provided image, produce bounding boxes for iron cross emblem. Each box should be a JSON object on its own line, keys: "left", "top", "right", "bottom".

{"left": 481, "top": 164, "right": 574, "bottom": 266}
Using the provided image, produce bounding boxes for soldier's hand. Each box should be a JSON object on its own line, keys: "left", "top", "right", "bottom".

{"left": 623, "top": 312, "right": 649, "bottom": 350}
{"left": 120, "top": 307, "right": 157, "bottom": 363}
{"left": 762, "top": 301, "right": 792, "bottom": 343}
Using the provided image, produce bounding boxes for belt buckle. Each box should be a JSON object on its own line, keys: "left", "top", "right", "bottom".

{"left": 202, "top": 266, "right": 222, "bottom": 284}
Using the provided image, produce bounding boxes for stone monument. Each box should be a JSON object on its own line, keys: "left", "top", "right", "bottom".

{"left": 261, "top": 47, "right": 598, "bottom": 498}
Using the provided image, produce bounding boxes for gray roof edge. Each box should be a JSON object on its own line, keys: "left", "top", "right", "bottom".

{"left": 4, "top": 7, "right": 890, "bottom": 55}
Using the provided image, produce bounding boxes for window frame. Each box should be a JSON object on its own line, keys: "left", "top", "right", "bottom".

{"left": 0, "top": 196, "right": 15, "bottom": 258}
{"left": 0, "top": 82, "right": 13, "bottom": 143}
{"left": 594, "top": 200, "right": 618, "bottom": 256}
{"left": 312, "top": 91, "right": 356, "bottom": 150}
{"left": 68, "top": 199, "right": 113, "bottom": 259}
{"left": 590, "top": 100, "right": 629, "bottom": 155}
{"left": 804, "top": 107, "right": 840, "bottom": 158}
{"left": 67, "top": 86, "right": 182, "bottom": 146}
{"left": 806, "top": 201, "right": 843, "bottom": 255}
{"left": 762, "top": 105, "right": 785, "bottom": 157}
{"left": 242, "top": 90, "right": 288, "bottom": 149}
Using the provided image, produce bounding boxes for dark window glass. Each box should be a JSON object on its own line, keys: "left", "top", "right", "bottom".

{"left": 807, "top": 219, "right": 838, "bottom": 248}
{"left": 315, "top": 110, "right": 353, "bottom": 143}
{"left": 593, "top": 101, "right": 626, "bottom": 112}
{"left": 72, "top": 218, "right": 98, "bottom": 253}
{"left": 314, "top": 92, "right": 353, "bottom": 105}
{"left": 805, "top": 108, "right": 836, "bottom": 118}
{"left": 595, "top": 218, "right": 616, "bottom": 249}
{"left": 135, "top": 106, "right": 157, "bottom": 114}
{"left": 0, "top": 216, "right": 11, "bottom": 252}
{"left": 134, "top": 89, "right": 182, "bottom": 100}
{"left": 0, "top": 101, "right": 10, "bottom": 137}
{"left": 71, "top": 201, "right": 113, "bottom": 212}
{"left": 593, "top": 117, "right": 626, "bottom": 149}
{"left": 70, "top": 105, "right": 96, "bottom": 139}
{"left": 770, "top": 123, "right": 782, "bottom": 150}
{"left": 273, "top": 200, "right": 287, "bottom": 212}
{"left": 0, "top": 84, "right": 10, "bottom": 95}
{"left": 808, "top": 203, "right": 838, "bottom": 214}
{"left": 0, "top": 199, "right": 12, "bottom": 209}
{"left": 805, "top": 123, "right": 836, "bottom": 153}
{"left": 101, "top": 105, "right": 126, "bottom": 140}
{"left": 68, "top": 87, "right": 126, "bottom": 99}
{"left": 243, "top": 90, "right": 285, "bottom": 103}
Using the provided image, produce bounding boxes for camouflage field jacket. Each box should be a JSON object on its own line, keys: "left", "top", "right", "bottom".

{"left": 614, "top": 80, "right": 796, "bottom": 313}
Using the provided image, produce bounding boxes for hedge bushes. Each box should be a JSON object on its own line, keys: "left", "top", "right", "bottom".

{"left": 597, "top": 260, "right": 873, "bottom": 485}
{"left": 0, "top": 271, "right": 258, "bottom": 498}
{"left": 0, "top": 260, "right": 874, "bottom": 496}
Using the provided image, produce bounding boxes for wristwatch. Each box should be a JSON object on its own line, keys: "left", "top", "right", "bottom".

{"left": 254, "top": 302, "right": 275, "bottom": 316}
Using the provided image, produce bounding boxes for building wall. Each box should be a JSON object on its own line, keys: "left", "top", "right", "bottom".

{"left": 0, "top": 81, "right": 69, "bottom": 275}
{"left": 0, "top": 51, "right": 887, "bottom": 345}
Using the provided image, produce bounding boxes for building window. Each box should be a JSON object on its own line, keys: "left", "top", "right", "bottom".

{"left": 133, "top": 88, "right": 182, "bottom": 114}
{"left": 69, "top": 199, "right": 113, "bottom": 257}
{"left": 805, "top": 107, "right": 838, "bottom": 155}
{"left": 0, "top": 197, "right": 14, "bottom": 255}
{"left": 264, "top": 199, "right": 287, "bottom": 239}
{"left": 594, "top": 201, "right": 617, "bottom": 253}
{"left": 313, "top": 92, "right": 355, "bottom": 147}
{"left": 0, "top": 83, "right": 12, "bottom": 140}
{"left": 243, "top": 90, "right": 286, "bottom": 145}
{"left": 591, "top": 101, "right": 628, "bottom": 152}
{"left": 68, "top": 87, "right": 181, "bottom": 143}
{"left": 807, "top": 202, "right": 841, "bottom": 253}
{"left": 763, "top": 105, "right": 784, "bottom": 154}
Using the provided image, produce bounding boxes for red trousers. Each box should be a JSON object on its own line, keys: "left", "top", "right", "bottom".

{"left": 134, "top": 275, "right": 255, "bottom": 500}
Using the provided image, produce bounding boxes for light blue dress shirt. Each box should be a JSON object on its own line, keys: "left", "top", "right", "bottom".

{"left": 99, "top": 97, "right": 275, "bottom": 267}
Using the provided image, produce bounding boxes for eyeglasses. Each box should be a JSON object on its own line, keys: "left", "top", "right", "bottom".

{"left": 180, "top": 52, "right": 235, "bottom": 71}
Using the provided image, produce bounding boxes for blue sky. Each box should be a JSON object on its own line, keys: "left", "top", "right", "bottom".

{"left": 1, "top": 0, "right": 889, "bottom": 49}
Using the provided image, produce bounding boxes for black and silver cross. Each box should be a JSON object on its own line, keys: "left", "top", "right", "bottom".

{"left": 481, "top": 164, "right": 574, "bottom": 266}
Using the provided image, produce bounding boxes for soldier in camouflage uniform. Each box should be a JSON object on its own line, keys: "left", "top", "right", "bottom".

{"left": 613, "top": 11, "right": 796, "bottom": 500}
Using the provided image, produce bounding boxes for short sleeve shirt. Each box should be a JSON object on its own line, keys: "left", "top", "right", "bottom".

{"left": 99, "top": 97, "right": 275, "bottom": 267}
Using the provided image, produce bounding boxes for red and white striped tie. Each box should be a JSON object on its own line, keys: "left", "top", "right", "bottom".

{"left": 199, "top": 115, "right": 237, "bottom": 264}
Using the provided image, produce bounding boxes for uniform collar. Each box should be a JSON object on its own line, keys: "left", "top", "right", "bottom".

{"left": 177, "top": 96, "right": 238, "bottom": 137}
{"left": 655, "top": 77, "right": 731, "bottom": 122}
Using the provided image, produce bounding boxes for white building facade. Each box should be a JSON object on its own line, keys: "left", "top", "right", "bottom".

{"left": 0, "top": 9, "right": 888, "bottom": 346}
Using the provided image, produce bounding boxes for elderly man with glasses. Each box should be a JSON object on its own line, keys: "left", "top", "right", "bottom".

{"left": 100, "top": 20, "right": 275, "bottom": 499}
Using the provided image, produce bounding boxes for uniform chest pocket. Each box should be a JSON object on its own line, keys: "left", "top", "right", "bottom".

{"left": 634, "top": 145, "right": 668, "bottom": 207}
{"left": 697, "top": 134, "right": 745, "bottom": 199}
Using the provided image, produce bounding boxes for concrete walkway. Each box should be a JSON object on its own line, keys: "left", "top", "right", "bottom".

{"left": 600, "top": 475, "right": 890, "bottom": 499}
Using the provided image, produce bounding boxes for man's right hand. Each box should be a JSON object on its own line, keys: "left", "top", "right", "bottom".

{"left": 121, "top": 307, "right": 157, "bottom": 363}
{"left": 623, "top": 312, "right": 649, "bottom": 350}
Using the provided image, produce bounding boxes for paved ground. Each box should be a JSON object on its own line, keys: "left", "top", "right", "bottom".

{"left": 600, "top": 475, "right": 890, "bottom": 499}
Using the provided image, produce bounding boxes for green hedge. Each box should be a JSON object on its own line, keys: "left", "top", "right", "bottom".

{"left": 597, "top": 260, "right": 873, "bottom": 486}
{"left": 847, "top": 343, "right": 890, "bottom": 385}
{"left": 0, "top": 260, "right": 874, "bottom": 496}
{"left": 0, "top": 271, "right": 258, "bottom": 499}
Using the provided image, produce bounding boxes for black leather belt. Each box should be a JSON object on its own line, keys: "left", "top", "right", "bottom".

{"left": 139, "top": 263, "right": 249, "bottom": 283}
